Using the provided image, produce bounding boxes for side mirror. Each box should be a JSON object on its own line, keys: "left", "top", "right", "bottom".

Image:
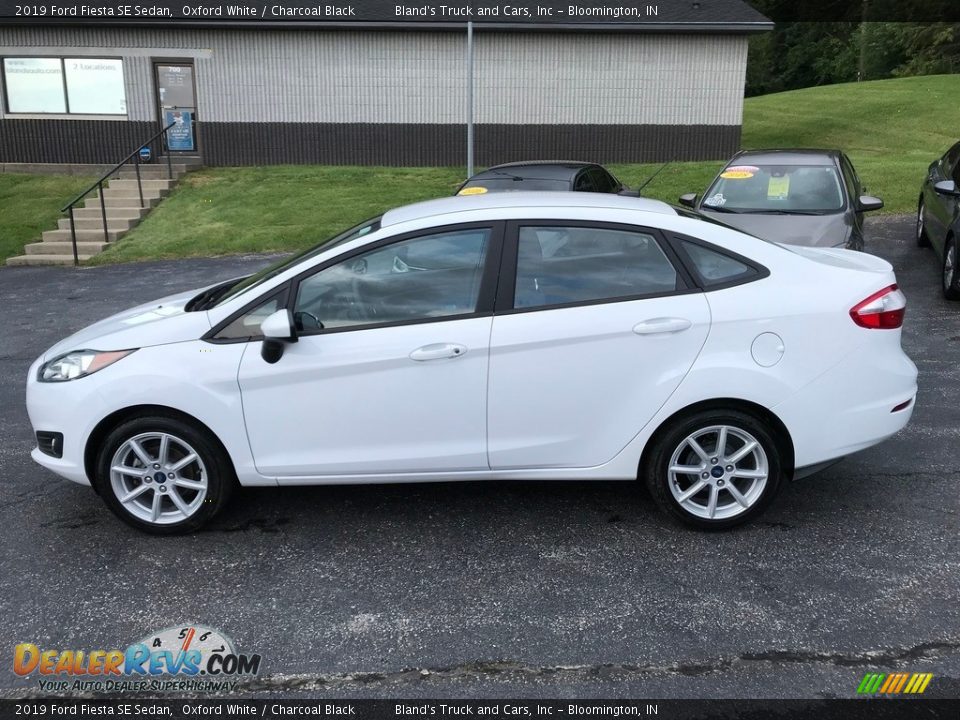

{"left": 618, "top": 188, "right": 641, "bottom": 197}
{"left": 260, "top": 309, "right": 297, "bottom": 364}
{"left": 934, "top": 180, "right": 960, "bottom": 196}
{"left": 858, "top": 195, "right": 884, "bottom": 212}
{"left": 678, "top": 193, "right": 698, "bottom": 208}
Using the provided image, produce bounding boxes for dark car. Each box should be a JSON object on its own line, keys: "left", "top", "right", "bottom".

{"left": 679, "top": 149, "right": 883, "bottom": 250}
{"left": 917, "top": 140, "right": 960, "bottom": 300}
{"left": 457, "top": 161, "right": 635, "bottom": 196}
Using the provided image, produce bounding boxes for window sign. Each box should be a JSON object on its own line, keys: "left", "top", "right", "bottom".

{"left": 164, "top": 109, "right": 195, "bottom": 151}
{"left": 2, "top": 57, "right": 126, "bottom": 115}
{"left": 3, "top": 58, "right": 66, "bottom": 113}
{"left": 65, "top": 58, "right": 126, "bottom": 114}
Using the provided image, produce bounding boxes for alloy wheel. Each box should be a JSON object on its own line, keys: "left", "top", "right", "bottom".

{"left": 667, "top": 425, "right": 769, "bottom": 520}
{"left": 109, "top": 432, "right": 208, "bottom": 525}
{"left": 945, "top": 243, "right": 956, "bottom": 292}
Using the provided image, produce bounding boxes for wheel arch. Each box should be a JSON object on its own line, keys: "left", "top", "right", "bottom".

{"left": 639, "top": 398, "right": 796, "bottom": 480}
{"left": 84, "top": 404, "right": 237, "bottom": 488}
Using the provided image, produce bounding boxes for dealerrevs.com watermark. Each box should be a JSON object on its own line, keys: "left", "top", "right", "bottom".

{"left": 13, "top": 624, "right": 261, "bottom": 693}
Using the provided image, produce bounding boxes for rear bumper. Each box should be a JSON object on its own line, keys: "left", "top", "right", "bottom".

{"left": 774, "top": 343, "right": 917, "bottom": 469}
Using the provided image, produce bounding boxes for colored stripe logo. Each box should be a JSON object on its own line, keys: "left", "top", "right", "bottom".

{"left": 857, "top": 672, "right": 933, "bottom": 694}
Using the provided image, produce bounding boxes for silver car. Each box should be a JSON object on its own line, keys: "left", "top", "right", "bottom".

{"left": 680, "top": 149, "right": 883, "bottom": 250}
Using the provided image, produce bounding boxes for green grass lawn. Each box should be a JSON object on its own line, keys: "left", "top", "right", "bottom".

{"left": 0, "top": 173, "right": 96, "bottom": 263}
{"left": 5, "top": 74, "right": 958, "bottom": 265}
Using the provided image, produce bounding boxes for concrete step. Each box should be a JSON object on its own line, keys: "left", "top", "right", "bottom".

{"left": 83, "top": 196, "right": 158, "bottom": 210}
{"left": 7, "top": 254, "right": 97, "bottom": 266}
{"left": 25, "top": 240, "right": 110, "bottom": 255}
{"left": 95, "top": 186, "right": 169, "bottom": 199}
{"left": 72, "top": 207, "right": 146, "bottom": 220}
{"left": 58, "top": 216, "right": 138, "bottom": 231}
{"left": 42, "top": 228, "right": 123, "bottom": 243}
{"left": 107, "top": 178, "right": 176, "bottom": 191}
{"left": 115, "top": 163, "right": 188, "bottom": 177}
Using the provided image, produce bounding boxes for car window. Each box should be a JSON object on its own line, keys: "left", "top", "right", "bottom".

{"left": 943, "top": 142, "right": 960, "bottom": 176}
{"left": 293, "top": 228, "right": 490, "bottom": 331}
{"left": 680, "top": 240, "right": 756, "bottom": 286}
{"left": 573, "top": 171, "right": 596, "bottom": 193}
{"left": 513, "top": 225, "right": 680, "bottom": 309}
{"left": 702, "top": 164, "right": 845, "bottom": 213}
{"left": 839, "top": 156, "right": 860, "bottom": 205}
{"left": 214, "top": 293, "right": 287, "bottom": 341}
{"left": 590, "top": 167, "right": 619, "bottom": 193}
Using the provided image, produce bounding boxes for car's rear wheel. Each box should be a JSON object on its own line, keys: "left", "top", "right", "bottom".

{"left": 917, "top": 201, "right": 930, "bottom": 248}
{"left": 94, "top": 415, "right": 235, "bottom": 534}
{"left": 644, "top": 409, "right": 783, "bottom": 530}
{"left": 944, "top": 237, "right": 960, "bottom": 301}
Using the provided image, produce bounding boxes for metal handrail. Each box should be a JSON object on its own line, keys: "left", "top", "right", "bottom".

{"left": 60, "top": 121, "right": 178, "bottom": 266}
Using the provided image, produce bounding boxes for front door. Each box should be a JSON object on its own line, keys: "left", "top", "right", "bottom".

{"left": 155, "top": 63, "right": 197, "bottom": 152}
{"left": 237, "top": 225, "right": 499, "bottom": 478}
{"left": 487, "top": 222, "right": 711, "bottom": 469}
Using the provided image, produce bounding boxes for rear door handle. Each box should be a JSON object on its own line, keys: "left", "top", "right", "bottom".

{"left": 409, "top": 343, "right": 468, "bottom": 361}
{"left": 633, "top": 317, "right": 692, "bottom": 335}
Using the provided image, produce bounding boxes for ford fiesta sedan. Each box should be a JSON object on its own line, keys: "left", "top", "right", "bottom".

{"left": 26, "top": 193, "right": 917, "bottom": 534}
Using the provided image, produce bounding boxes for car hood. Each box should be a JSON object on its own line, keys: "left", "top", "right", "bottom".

{"left": 699, "top": 210, "right": 851, "bottom": 247}
{"left": 40, "top": 287, "right": 214, "bottom": 362}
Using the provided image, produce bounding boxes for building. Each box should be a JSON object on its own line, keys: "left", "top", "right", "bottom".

{"left": 0, "top": 3, "right": 771, "bottom": 168}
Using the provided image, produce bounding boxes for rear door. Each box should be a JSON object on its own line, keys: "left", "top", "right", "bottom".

{"left": 487, "top": 221, "right": 711, "bottom": 470}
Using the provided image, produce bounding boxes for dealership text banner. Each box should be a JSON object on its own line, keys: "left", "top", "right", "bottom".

{"left": 0, "top": 0, "right": 958, "bottom": 22}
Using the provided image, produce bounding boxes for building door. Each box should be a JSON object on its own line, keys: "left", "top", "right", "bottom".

{"left": 154, "top": 63, "right": 197, "bottom": 153}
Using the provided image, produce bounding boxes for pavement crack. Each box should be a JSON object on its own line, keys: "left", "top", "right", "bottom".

{"left": 236, "top": 639, "right": 960, "bottom": 692}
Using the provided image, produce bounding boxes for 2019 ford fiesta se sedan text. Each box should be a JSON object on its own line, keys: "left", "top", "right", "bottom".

{"left": 25, "top": 193, "right": 918, "bottom": 534}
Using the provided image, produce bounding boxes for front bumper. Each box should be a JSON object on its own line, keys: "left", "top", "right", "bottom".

{"left": 25, "top": 355, "right": 108, "bottom": 486}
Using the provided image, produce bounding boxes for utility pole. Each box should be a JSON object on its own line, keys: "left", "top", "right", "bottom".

{"left": 857, "top": 0, "right": 870, "bottom": 81}
{"left": 466, "top": 21, "right": 475, "bottom": 177}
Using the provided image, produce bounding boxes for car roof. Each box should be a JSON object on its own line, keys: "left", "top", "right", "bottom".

{"left": 381, "top": 191, "right": 676, "bottom": 228}
{"left": 730, "top": 149, "right": 841, "bottom": 166}
{"left": 469, "top": 161, "right": 598, "bottom": 181}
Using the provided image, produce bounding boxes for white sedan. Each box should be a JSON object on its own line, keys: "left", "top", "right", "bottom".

{"left": 26, "top": 193, "right": 917, "bottom": 533}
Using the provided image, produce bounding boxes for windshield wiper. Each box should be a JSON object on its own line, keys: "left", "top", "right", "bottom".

{"left": 746, "top": 209, "right": 829, "bottom": 216}
{"left": 185, "top": 277, "right": 248, "bottom": 312}
{"left": 703, "top": 206, "right": 744, "bottom": 214}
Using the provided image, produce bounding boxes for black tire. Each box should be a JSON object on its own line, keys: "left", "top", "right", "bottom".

{"left": 643, "top": 409, "right": 783, "bottom": 530}
{"left": 93, "top": 415, "right": 235, "bottom": 534}
{"left": 917, "top": 201, "right": 931, "bottom": 248}
{"left": 943, "top": 236, "right": 960, "bottom": 301}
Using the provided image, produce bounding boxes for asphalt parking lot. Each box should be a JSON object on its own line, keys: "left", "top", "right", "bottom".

{"left": 0, "top": 215, "right": 957, "bottom": 700}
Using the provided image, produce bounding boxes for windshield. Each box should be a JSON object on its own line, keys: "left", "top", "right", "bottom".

{"left": 459, "top": 177, "right": 571, "bottom": 193}
{"left": 213, "top": 216, "right": 382, "bottom": 307}
{"left": 701, "top": 164, "right": 844, "bottom": 214}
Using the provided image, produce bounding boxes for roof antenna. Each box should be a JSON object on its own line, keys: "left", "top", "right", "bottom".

{"left": 636, "top": 161, "right": 671, "bottom": 193}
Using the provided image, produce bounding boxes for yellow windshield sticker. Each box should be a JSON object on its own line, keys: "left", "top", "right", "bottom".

{"left": 720, "top": 170, "right": 754, "bottom": 180}
{"left": 458, "top": 186, "right": 488, "bottom": 195}
{"left": 767, "top": 175, "right": 790, "bottom": 199}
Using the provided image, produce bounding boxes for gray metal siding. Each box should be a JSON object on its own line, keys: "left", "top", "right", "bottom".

{"left": 0, "top": 26, "right": 747, "bottom": 164}
{"left": 0, "top": 27, "right": 747, "bottom": 125}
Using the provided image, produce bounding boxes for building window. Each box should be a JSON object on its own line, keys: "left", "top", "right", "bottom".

{"left": 2, "top": 57, "right": 126, "bottom": 115}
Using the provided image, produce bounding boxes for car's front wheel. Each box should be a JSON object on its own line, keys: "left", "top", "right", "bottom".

{"left": 94, "top": 415, "right": 235, "bottom": 534}
{"left": 944, "top": 237, "right": 960, "bottom": 301}
{"left": 643, "top": 409, "right": 783, "bottom": 530}
{"left": 917, "top": 201, "right": 930, "bottom": 248}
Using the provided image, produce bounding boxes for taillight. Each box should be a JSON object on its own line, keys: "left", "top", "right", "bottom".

{"left": 849, "top": 284, "right": 906, "bottom": 329}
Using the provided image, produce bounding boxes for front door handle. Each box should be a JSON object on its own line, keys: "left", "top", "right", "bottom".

{"left": 409, "top": 343, "right": 468, "bottom": 361}
{"left": 633, "top": 317, "right": 692, "bottom": 335}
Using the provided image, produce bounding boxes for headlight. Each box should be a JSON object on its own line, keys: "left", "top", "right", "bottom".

{"left": 38, "top": 349, "right": 136, "bottom": 382}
